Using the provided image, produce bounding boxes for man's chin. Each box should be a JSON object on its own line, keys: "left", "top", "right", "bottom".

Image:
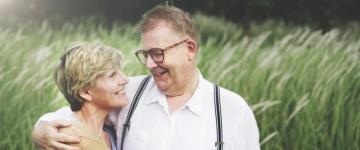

{"left": 155, "top": 80, "right": 168, "bottom": 92}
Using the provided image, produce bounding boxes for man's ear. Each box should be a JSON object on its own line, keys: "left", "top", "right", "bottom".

{"left": 79, "top": 88, "right": 92, "bottom": 102}
{"left": 186, "top": 39, "right": 197, "bottom": 61}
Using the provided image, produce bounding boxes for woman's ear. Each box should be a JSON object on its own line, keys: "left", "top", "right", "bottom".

{"left": 186, "top": 39, "right": 197, "bottom": 61}
{"left": 79, "top": 88, "right": 92, "bottom": 102}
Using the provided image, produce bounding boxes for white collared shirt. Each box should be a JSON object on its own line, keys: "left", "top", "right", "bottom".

{"left": 110, "top": 72, "right": 260, "bottom": 150}
{"left": 37, "top": 72, "right": 260, "bottom": 150}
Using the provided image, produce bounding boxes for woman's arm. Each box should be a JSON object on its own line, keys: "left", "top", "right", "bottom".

{"left": 32, "top": 107, "right": 81, "bottom": 149}
{"left": 32, "top": 120, "right": 81, "bottom": 150}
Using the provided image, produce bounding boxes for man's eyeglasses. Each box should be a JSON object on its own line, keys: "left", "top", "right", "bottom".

{"left": 135, "top": 39, "right": 188, "bottom": 65}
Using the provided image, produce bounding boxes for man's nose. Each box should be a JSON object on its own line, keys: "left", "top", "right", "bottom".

{"left": 145, "top": 56, "right": 158, "bottom": 68}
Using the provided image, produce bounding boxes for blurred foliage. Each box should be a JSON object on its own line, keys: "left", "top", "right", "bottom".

{"left": 0, "top": 15, "right": 359, "bottom": 149}
{"left": 1, "top": 0, "right": 359, "bottom": 30}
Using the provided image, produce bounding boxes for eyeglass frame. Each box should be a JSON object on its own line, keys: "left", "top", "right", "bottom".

{"left": 135, "top": 39, "right": 189, "bottom": 65}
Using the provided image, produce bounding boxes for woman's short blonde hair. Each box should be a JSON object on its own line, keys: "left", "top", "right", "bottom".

{"left": 55, "top": 42, "right": 123, "bottom": 111}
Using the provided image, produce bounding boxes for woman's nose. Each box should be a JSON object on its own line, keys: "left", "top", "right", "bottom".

{"left": 118, "top": 71, "right": 129, "bottom": 85}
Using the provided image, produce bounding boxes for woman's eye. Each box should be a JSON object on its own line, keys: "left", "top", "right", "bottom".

{"left": 109, "top": 72, "right": 116, "bottom": 78}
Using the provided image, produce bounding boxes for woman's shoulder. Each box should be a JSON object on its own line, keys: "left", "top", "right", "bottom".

{"left": 59, "top": 121, "right": 110, "bottom": 150}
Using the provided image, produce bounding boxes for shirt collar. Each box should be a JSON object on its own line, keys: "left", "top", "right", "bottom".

{"left": 144, "top": 80, "right": 166, "bottom": 105}
{"left": 144, "top": 70, "right": 207, "bottom": 117}
{"left": 184, "top": 72, "right": 206, "bottom": 117}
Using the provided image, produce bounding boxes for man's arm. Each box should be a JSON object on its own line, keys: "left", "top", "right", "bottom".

{"left": 32, "top": 120, "right": 81, "bottom": 150}
{"left": 234, "top": 106, "right": 260, "bottom": 150}
{"left": 32, "top": 107, "right": 80, "bottom": 150}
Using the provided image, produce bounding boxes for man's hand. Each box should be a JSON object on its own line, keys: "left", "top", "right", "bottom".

{"left": 32, "top": 120, "right": 81, "bottom": 150}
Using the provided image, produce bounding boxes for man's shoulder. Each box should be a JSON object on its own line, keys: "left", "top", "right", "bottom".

{"left": 203, "top": 78, "right": 252, "bottom": 114}
{"left": 125, "top": 75, "right": 154, "bottom": 98}
{"left": 35, "top": 106, "right": 73, "bottom": 127}
{"left": 125, "top": 75, "right": 150, "bottom": 97}
{"left": 38, "top": 106, "right": 72, "bottom": 121}
{"left": 202, "top": 79, "right": 247, "bottom": 106}
{"left": 127, "top": 75, "right": 152, "bottom": 89}
{"left": 219, "top": 87, "right": 245, "bottom": 103}
{"left": 219, "top": 87, "right": 250, "bottom": 110}
{"left": 216, "top": 86, "right": 256, "bottom": 127}
{"left": 119, "top": 75, "right": 154, "bottom": 123}
{"left": 129, "top": 75, "right": 149, "bottom": 81}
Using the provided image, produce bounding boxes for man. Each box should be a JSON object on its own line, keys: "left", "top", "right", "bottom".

{"left": 32, "top": 5, "right": 260, "bottom": 150}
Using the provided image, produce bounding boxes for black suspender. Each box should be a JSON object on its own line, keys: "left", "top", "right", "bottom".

{"left": 119, "top": 76, "right": 224, "bottom": 150}
{"left": 120, "top": 75, "right": 151, "bottom": 150}
{"left": 214, "top": 84, "right": 224, "bottom": 150}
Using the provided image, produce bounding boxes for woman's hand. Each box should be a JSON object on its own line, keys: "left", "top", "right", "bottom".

{"left": 32, "top": 120, "right": 81, "bottom": 150}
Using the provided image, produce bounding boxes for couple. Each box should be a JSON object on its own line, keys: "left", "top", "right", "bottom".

{"left": 32, "top": 5, "right": 260, "bottom": 150}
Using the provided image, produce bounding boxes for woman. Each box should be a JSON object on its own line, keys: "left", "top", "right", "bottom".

{"left": 54, "top": 42, "right": 128, "bottom": 150}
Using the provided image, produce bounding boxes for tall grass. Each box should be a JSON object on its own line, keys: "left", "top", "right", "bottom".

{"left": 0, "top": 16, "right": 359, "bottom": 149}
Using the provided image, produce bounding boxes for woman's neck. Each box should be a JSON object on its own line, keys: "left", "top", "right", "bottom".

{"left": 74, "top": 103, "right": 109, "bottom": 136}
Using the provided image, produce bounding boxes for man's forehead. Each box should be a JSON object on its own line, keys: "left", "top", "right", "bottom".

{"left": 141, "top": 34, "right": 182, "bottom": 49}
{"left": 140, "top": 28, "right": 187, "bottom": 49}
{"left": 140, "top": 36, "right": 165, "bottom": 49}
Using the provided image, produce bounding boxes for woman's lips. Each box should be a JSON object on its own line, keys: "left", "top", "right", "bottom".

{"left": 115, "top": 89, "right": 126, "bottom": 95}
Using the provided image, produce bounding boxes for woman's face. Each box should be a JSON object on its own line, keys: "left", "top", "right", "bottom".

{"left": 88, "top": 68, "right": 129, "bottom": 110}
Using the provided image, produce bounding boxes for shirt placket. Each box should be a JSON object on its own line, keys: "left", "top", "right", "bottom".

{"left": 161, "top": 115, "right": 176, "bottom": 150}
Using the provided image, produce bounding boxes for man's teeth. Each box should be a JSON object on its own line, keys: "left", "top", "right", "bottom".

{"left": 154, "top": 71, "right": 166, "bottom": 76}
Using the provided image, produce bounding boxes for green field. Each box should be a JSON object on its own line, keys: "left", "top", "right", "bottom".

{"left": 0, "top": 15, "right": 359, "bottom": 149}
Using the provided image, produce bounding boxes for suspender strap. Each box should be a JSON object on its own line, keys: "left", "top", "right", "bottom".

{"left": 120, "top": 75, "right": 151, "bottom": 150}
{"left": 119, "top": 77, "right": 223, "bottom": 150}
{"left": 214, "top": 84, "right": 224, "bottom": 150}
